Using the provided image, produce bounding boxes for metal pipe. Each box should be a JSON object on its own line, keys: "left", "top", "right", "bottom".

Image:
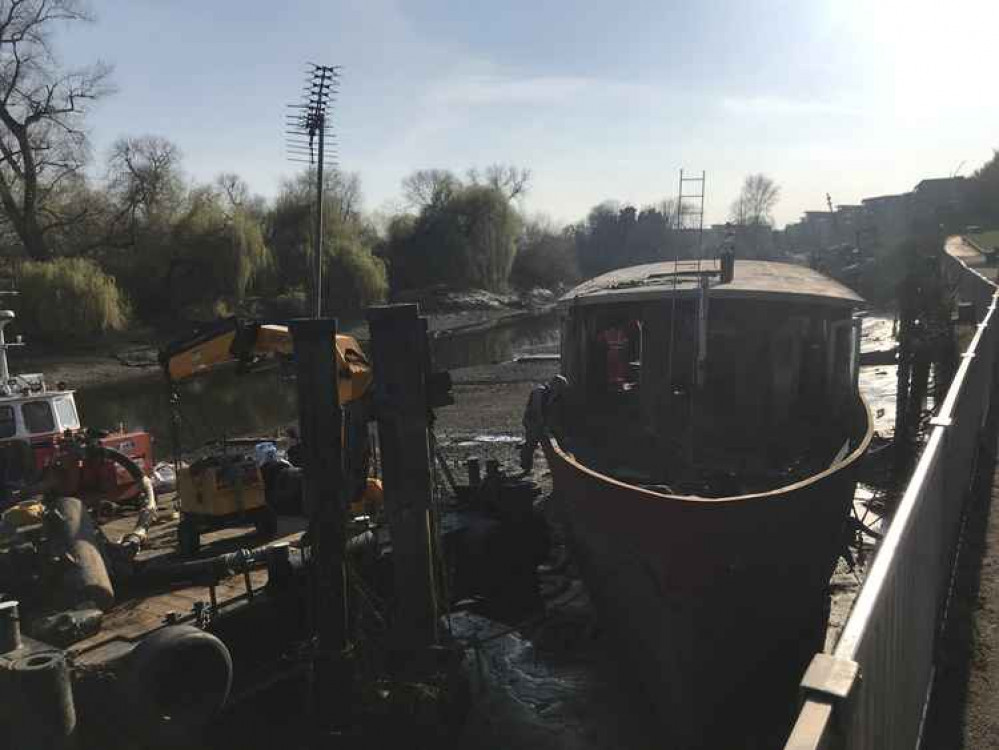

{"left": 0, "top": 310, "right": 11, "bottom": 383}
{"left": 313, "top": 111, "right": 325, "bottom": 318}
{"left": 46, "top": 496, "right": 115, "bottom": 612}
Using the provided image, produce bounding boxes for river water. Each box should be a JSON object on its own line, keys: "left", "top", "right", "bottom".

{"left": 75, "top": 312, "right": 561, "bottom": 456}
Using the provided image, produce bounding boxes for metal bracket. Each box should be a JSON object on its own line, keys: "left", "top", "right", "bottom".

{"left": 800, "top": 653, "right": 860, "bottom": 701}
{"left": 929, "top": 416, "right": 953, "bottom": 428}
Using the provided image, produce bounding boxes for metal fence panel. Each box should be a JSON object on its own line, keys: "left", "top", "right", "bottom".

{"left": 784, "top": 245, "right": 999, "bottom": 750}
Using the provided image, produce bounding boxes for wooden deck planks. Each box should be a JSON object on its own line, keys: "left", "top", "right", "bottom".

{"left": 69, "top": 510, "right": 303, "bottom": 657}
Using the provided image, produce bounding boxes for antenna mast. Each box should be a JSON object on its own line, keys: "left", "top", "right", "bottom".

{"left": 0, "top": 290, "right": 23, "bottom": 390}
{"left": 286, "top": 64, "right": 340, "bottom": 318}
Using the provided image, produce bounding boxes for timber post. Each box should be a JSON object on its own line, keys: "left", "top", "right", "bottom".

{"left": 289, "top": 318, "right": 349, "bottom": 729}
{"left": 367, "top": 304, "right": 439, "bottom": 659}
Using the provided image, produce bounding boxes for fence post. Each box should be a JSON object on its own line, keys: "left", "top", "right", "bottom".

{"left": 367, "top": 304, "right": 439, "bottom": 658}
{"left": 289, "top": 317, "right": 349, "bottom": 730}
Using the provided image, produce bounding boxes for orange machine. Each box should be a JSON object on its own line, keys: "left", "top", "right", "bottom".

{"left": 159, "top": 318, "right": 374, "bottom": 555}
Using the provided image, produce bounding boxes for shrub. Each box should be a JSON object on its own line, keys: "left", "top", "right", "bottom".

{"left": 15, "top": 258, "right": 130, "bottom": 341}
{"left": 511, "top": 225, "right": 580, "bottom": 290}
{"left": 384, "top": 185, "right": 520, "bottom": 293}
{"left": 325, "top": 237, "right": 389, "bottom": 314}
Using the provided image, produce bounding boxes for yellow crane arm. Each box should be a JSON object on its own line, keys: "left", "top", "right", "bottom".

{"left": 159, "top": 318, "right": 372, "bottom": 404}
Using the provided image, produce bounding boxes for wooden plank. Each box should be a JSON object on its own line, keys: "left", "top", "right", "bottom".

{"left": 69, "top": 500, "right": 295, "bottom": 659}
{"left": 368, "top": 304, "right": 438, "bottom": 651}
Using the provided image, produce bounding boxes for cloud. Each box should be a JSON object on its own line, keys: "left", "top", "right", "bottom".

{"left": 719, "top": 95, "right": 858, "bottom": 117}
{"left": 429, "top": 72, "right": 656, "bottom": 108}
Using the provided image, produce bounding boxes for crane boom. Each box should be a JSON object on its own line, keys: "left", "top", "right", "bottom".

{"left": 159, "top": 318, "right": 372, "bottom": 404}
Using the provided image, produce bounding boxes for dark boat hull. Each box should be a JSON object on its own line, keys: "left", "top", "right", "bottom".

{"left": 542, "top": 396, "right": 873, "bottom": 748}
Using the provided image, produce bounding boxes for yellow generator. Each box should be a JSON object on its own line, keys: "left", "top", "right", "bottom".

{"left": 159, "top": 318, "right": 375, "bottom": 555}
{"left": 176, "top": 452, "right": 276, "bottom": 554}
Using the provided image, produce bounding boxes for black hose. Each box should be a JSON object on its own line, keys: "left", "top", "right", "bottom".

{"left": 136, "top": 531, "right": 376, "bottom": 587}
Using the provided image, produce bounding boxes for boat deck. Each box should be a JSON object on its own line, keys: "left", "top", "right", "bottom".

{"left": 70, "top": 496, "right": 304, "bottom": 663}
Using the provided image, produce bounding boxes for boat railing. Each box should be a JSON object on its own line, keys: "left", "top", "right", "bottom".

{"left": 782, "top": 241, "right": 999, "bottom": 750}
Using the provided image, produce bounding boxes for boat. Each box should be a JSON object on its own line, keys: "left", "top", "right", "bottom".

{"left": 536, "top": 257, "right": 873, "bottom": 747}
{"left": 0, "top": 308, "right": 154, "bottom": 504}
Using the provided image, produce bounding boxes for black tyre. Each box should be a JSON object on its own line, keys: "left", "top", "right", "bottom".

{"left": 123, "top": 625, "right": 233, "bottom": 744}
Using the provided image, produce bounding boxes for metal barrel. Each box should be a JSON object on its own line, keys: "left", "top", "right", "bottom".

{"left": 46, "top": 497, "right": 114, "bottom": 612}
{"left": 8, "top": 650, "right": 77, "bottom": 750}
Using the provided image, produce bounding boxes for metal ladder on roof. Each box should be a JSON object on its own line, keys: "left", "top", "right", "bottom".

{"left": 676, "top": 169, "right": 707, "bottom": 263}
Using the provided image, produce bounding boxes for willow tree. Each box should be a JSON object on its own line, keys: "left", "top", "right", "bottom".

{"left": 268, "top": 170, "right": 386, "bottom": 315}
{"left": 168, "top": 186, "right": 271, "bottom": 312}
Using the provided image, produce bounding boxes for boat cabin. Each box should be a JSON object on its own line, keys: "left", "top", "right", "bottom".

{"left": 557, "top": 259, "right": 866, "bottom": 495}
{"left": 0, "top": 382, "right": 81, "bottom": 442}
{"left": 1, "top": 309, "right": 81, "bottom": 445}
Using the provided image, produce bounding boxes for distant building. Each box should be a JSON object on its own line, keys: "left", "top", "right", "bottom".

{"left": 782, "top": 175, "right": 967, "bottom": 259}
{"left": 911, "top": 176, "right": 968, "bottom": 228}
{"left": 860, "top": 193, "right": 912, "bottom": 252}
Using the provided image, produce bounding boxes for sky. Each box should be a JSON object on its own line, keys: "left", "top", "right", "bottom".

{"left": 58, "top": 0, "right": 999, "bottom": 228}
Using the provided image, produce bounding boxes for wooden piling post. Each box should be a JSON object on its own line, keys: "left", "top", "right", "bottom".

{"left": 289, "top": 318, "right": 349, "bottom": 725}
{"left": 367, "top": 304, "right": 439, "bottom": 657}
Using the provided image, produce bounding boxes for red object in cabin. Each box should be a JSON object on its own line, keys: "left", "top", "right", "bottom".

{"left": 598, "top": 327, "right": 630, "bottom": 388}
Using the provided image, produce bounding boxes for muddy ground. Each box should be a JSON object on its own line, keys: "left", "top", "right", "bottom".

{"left": 434, "top": 359, "right": 558, "bottom": 490}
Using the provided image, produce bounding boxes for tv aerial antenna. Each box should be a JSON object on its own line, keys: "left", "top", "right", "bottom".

{"left": 286, "top": 63, "right": 341, "bottom": 318}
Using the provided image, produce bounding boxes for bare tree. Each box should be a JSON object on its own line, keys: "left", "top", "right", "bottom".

{"left": 106, "top": 135, "right": 183, "bottom": 239}
{"left": 402, "top": 168, "right": 459, "bottom": 210}
{"left": 215, "top": 171, "right": 248, "bottom": 211}
{"left": 474, "top": 163, "right": 531, "bottom": 201}
{"left": 0, "top": 0, "right": 112, "bottom": 260}
{"left": 329, "top": 170, "right": 362, "bottom": 222}
{"left": 729, "top": 174, "right": 780, "bottom": 227}
{"left": 654, "top": 197, "right": 680, "bottom": 227}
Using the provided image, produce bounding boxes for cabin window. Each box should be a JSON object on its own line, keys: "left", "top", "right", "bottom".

{"left": 22, "top": 401, "right": 55, "bottom": 434}
{"left": 0, "top": 405, "right": 14, "bottom": 438}
{"left": 53, "top": 396, "right": 79, "bottom": 431}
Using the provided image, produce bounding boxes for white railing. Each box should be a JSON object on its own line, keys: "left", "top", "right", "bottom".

{"left": 783, "top": 242, "right": 999, "bottom": 750}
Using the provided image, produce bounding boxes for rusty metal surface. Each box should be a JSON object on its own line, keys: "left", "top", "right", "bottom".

{"left": 542, "top": 394, "right": 872, "bottom": 748}
{"left": 561, "top": 260, "right": 864, "bottom": 308}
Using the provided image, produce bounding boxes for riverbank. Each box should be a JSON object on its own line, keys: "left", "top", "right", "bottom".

{"left": 13, "top": 303, "right": 556, "bottom": 391}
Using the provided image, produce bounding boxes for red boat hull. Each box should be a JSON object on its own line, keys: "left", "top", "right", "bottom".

{"left": 542, "top": 397, "right": 872, "bottom": 748}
